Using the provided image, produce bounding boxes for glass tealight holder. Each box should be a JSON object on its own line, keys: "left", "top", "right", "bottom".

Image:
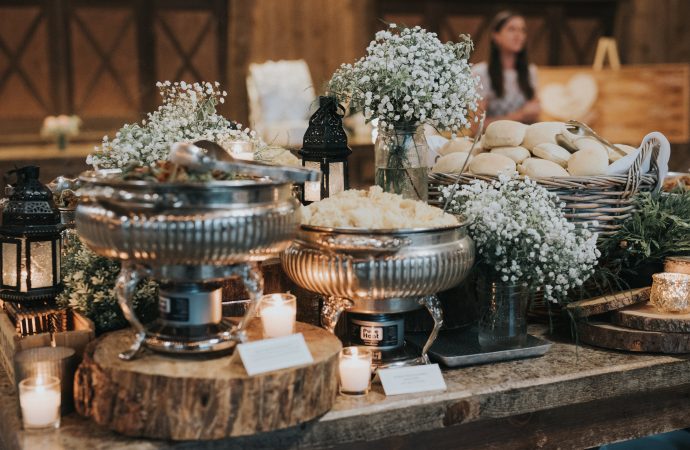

{"left": 650, "top": 272, "right": 690, "bottom": 313}
{"left": 226, "top": 140, "right": 254, "bottom": 161}
{"left": 259, "top": 293, "right": 297, "bottom": 338}
{"left": 338, "top": 347, "right": 372, "bottom": 397}
{"left": 19, "top": 375, "right": 61, "bottom": 430}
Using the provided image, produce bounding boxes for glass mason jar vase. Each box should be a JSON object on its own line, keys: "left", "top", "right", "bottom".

{"left": 476, "top": 269, "right": 532, "bottom": 351}
{"left": 374, "top": 123, "right": 429, "bottom": 201}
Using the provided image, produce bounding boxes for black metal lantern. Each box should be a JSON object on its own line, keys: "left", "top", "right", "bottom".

{"left": 299, "top": 96, "right": 352, "bottom": 204}
{"left": 0, "top": 166, "right": 63, "bottom": 303}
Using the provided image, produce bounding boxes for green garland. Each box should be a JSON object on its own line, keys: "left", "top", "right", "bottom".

{"left": 600, "top": 189, "right": 690, "bottom": 275}
{"left": 57, "top": 234, "right": 158, "bottom": 334}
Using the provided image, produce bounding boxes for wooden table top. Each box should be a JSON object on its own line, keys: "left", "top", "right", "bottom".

{"left": 2, "top": 324, "right": 690, "bottom": 449}
{"left": 0, "top": 144, "right": 94, "bottom": 162}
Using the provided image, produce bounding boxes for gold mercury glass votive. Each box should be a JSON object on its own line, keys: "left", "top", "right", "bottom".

{"left": 650, "top": 272, "right": 690, "bottom": 313}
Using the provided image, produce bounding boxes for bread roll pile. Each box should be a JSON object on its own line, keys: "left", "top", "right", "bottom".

{"left": 431, "top": 120, "right": 634, "bottom": 178}
{"left": 301, "top": 186, "right": 458, "bottom": 229}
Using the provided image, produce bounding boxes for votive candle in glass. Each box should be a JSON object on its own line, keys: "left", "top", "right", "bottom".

{"left": 259, "top": 293, "right": 297, "bottom": 338}
{"left": 226, "top": 140, "right": 254, "bottom": 161}
{"left": 338, "top": 347, "right": 372, "bottom": 396}
{"left": 19, "top": 375, "right": 61, "bottom": 429}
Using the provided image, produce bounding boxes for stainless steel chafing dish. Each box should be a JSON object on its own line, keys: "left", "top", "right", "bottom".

{"left": 76, "top": 143, "right": 319, "bottom": 360}
{"left": 281, "top": 222, "right": 475, "bottom": 365}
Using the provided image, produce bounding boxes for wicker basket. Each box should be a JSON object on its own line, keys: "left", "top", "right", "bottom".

{"left": 429, "top": 133, "right": 665, "bottom": 236}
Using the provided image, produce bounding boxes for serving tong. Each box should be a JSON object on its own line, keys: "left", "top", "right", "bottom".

{"left": 556, "top": 120, "right": 626, "bottom": 157}
{"left": 169, "top": 141, "right": 320, "bottom": 183}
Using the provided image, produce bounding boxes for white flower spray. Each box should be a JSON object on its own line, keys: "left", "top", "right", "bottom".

{"left": 87, "top": 81, "right": 267, "bottom": 169}
{"left": 443, "top": 173, "right": 600, "bottom": 302}
{"left": 328, "top": 24, "right": 480, "bottom": 134}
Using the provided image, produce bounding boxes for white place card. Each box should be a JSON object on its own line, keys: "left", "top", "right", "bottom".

{"left": 377, "top": 364, "right": 447, "bottom": 396}
{"left": 237, "top": 333, "right": 314, "bottom": 376}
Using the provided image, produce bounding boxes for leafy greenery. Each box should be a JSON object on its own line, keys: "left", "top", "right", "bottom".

{"left": 599, "top": 189, "right": 690, "bottom": 276}
{"left": 57, "top": 234, "right": 158, "bottom": 334}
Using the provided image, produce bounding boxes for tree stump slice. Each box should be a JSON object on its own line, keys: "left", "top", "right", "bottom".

{"left": 613, "top": 303, "right": 690, "bottom": 333}
{"left": 73, "top": 320, "right": 341, "bottom": 440}
{"left": 577, "top": 321, "right": 690, "bottom": 353}
{"left": 565, "top": 288, "right": 650, "bottom": 319}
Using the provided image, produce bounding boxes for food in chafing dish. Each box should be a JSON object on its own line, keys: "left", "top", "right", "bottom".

{"left": 663, "top": 173, "right": 690, "bottom": 192}
{"left": 301, "top": 186, "right": 458, "bottom": 229}
{"left": 120, "top": 160, "right": 243, "bottom": 182}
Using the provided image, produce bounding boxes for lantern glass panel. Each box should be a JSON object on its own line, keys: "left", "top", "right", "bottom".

{"left": 56, "top": 240, "right": 61, "bottom": 280}
{"left": 304, "top": 161, "right": 322, "bottom": 202}
{"left": 328, "top": 162, "right": 344, "bottom": 196}
{"left": 2, "top": 241, "right": 19, "bottom": 287}
{"left": 29, "top": 240, "right": 54, "bottom": 289}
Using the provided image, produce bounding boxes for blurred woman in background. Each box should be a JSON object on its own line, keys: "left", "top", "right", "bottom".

{"left": 473, "top": 11, "right": 540, "bottom": 124}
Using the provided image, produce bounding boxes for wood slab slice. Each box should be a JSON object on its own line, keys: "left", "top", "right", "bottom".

{"left": 74, "top": 320, "right": 341, "bottom": 440}
{"left": 565, "top": 288, "right": 650, "bottom": 319}
{"left": 613, "top": 303, "right": 690, "bottom": 333}
{"left": 577, "top": 321, "right": 690, "bottom": 353}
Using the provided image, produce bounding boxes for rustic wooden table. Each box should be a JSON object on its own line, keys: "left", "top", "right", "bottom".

{"left": 1, "top": 324, "right": 689, "bottom": 450}
{"left": 0, "top": 144, "right": 92, "bottom": 183}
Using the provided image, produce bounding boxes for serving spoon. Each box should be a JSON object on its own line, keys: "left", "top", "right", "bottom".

{"left": 556, "top": 120, "right": 626, "bottom": 157}
{"left": 442, "top": 112, "right": 486, "bottom": 212}
{"left": 169, "top": 141, "right": 321, "bottom": 183}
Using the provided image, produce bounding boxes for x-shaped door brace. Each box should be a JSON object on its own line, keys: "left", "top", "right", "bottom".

{"left": 72, "top": 11, "right": 136, "bottom": 112}
{"left": 0, "top": 11, "right": 49, "bottom": 111}
{"left": 156, "top": 14, "right": 213, "bottom": 82}
{"left": 561, "top": 20, "right": 606, "bottom": 65}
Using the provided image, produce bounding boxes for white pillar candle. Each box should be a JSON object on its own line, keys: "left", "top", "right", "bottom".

{"left": 19, "top": 376, "right": 61, "bottom": 429}
{"left": 260, "top": 293, "right": 297, "bottom": 338}
{"left": 339, "top": 347, "right": 372, "bottom": 396}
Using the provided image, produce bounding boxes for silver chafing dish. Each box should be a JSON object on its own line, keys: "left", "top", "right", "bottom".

{"left": 76, "top": 143, "right": 319, "bottom": 360}
{"left": 281, "top": 222, "right": 475, "bottom": 366}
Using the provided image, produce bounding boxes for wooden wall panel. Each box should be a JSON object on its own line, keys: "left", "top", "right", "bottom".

{"left": 236, "top": 0, "right": 373, "bottom": 121}
{"left": 0, "top": 0, "right": 689, "bottom": 152}
{"left": 155, "top": 10, "right": 218, "bottom": 83}
{"left": 70, "top": 7, "right": 139, "bottom": 118}
{"left": 0, "top": 5, "right": 51, "bottom": 126}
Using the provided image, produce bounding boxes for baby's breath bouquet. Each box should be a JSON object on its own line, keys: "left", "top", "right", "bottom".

{"left": 57, "top": 238, "right": 158, "bottom": 333}
{"left": 329, "top": 24, "right": 479, "bottom": 132}
{"left": 329, "top": 24, "right": 480, "bottom": 200}
{"left": 443, "top": 174, "right": 600, "bottom": 303}
{"left": 88, "top": 81, "right": 267, "bottom": 169}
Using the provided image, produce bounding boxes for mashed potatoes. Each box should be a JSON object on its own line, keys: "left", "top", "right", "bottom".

{"left": 301, "top": 186, "right": 458, "bottom": 229}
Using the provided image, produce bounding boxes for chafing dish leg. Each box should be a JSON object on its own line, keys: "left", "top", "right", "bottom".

{"left": 233, "top": 262, "right": 264, "bottom": 343}
{"left": 116, "top": 263, "right": 150, "bottom": 361}
{"left": 418, "top": 295, "right": 443, "bottom": 364}
{"left": 321, "top": 297, "right": 353, "bottom": 333}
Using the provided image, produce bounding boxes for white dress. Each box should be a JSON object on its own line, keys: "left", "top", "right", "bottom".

{"left": 472, "top": 62, "right": 538, "bottom": 118}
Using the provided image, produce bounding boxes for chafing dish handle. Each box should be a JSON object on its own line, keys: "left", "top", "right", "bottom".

{"left": 210, "top": 159, "right": 321, "bottom": 183}
{"left": 115, "top": 263, "right": 150, "bottom": 361}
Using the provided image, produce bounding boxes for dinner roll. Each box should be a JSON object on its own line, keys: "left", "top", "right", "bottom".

{"left": 490, "top": 146, "right": 531, "bottom": 163}
{"left": 567, "top": 147, "right": 609, "bottom": 176}
{"left": 432, "top": 152, "right": 472, "bottom": 174}
{"left": 438, "top": 137, "right": 474, "bottom": 156}
{"left": 469, "top": 153, "right": 516, "bottom": 177}
{"left": 575, "top": 137, "right": 607, "bottom": 153}
{"left": 608, "top": 143, "right": 636, "bottom": 162}
{"left": 532, "top": 143, "right": 572, "bottom": 167}
{"left": 522, "top": 122, "right": 567, "bottom": 151}
{"left": 519, "top": 158, "right": 570, "bottom": 178}
{"left": 483, "top": 120, "right": 527, "bottom": 148}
